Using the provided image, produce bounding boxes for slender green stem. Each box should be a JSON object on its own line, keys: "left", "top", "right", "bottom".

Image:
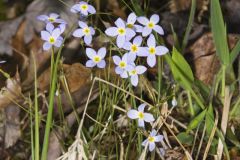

{"left": 187, "top": 90, "right": 194, "bottom": 116}
{"left": 221, "top": 65, "right": 226, "bottom": 99}
{"left": 157, "top": 56, "right": 162, "bottom": 103}
{"left": 33, "top": 53, "right": 40, "bottom": 160}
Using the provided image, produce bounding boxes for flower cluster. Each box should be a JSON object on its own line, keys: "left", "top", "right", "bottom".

{"left": 127, "top": 103, "right": 164, "bottom": 152}
{"left": 37, "top": 13, "right": 66, "bottom": 51}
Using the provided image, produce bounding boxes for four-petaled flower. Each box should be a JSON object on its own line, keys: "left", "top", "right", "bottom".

{"left": 123, "top": 36, "right": 145, "bottom": 60}
{"left": 41, "top": 27, "right": 63, "bottom": 51}
{"left": 73, "top": 21, "right": 95, "bottom": 45}
{"left": 137, "top": 14, "right": 164, "bottom": 37}
{"left": 37, "top": 13, "right": 66, "bottom": 24}
{"left": 113, "top": 54, "right": 135, "bottom": 78}
{"left": 86, "top": 47, "right": 106, "bottom": 68}
{"left": 139, "top": 34, "right": 168, "bottom": 67}
{"left": 126, "top": 12, "right": 143, "bottom": 32}
{"left": 142, "top": 129, "right": 163, "bottom": 152}
{"left": 127, "top": 65, "right": 147, "bottom": 86}
{"left": 127, "top": 103, "right": 155, "bottom": 128}
{"left": 70, "top": 1, "right": 96, "bottom": 16}
{"left": 105, "top": 18, "right": 136, "bottom": 48}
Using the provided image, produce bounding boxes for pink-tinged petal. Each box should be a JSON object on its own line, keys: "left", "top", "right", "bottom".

{"left": 84, "top": 35, "right": 92, "bottom": 45}
{"left": 147, "top": 34, "right": 156, "bottom": 47}
{"left": 41, "top": 31, "right": 50, "bottom": 41}
{"left": 70, "top": 4, "right": 81, "bottom": 13}
{"left": 86, "top": 60, "right": 96, "bottom": 67}
{"left": 154, "top": 135, "right": 163, "bottom": 142}
{"left": 105, "top": 27, "right": 118, "bottom": 37}
{"left": 97, "top": 60, "right": 106, "bottom": 68}
{"left": 142, "top": 139, "right": 148, "bottom": 146}
{"left": 137, "top": 16, "right": 149, "bottom": 25}
{"left": 50, "top": 13, "right": 59, "bottom": 19}
{"left": 136, "top": 66, "right": 147, "bottom": 74}
{"left": 78, "top": 21, "right": 88, "bottom": 28}
{"left": 112, "top": 56, "right": 121, "bottom": 65}
{"left": 127, "top": 12, "right": 137, "bottom": 24}
{"left": 149, "top": 142, "right": 156, "bottom": 152}
{"left": 43, "top": 42, "right": 52, "bottom": 50}
{"left": 153, "top": 25, "right": 164, "bottom": 35}
{"left": 120, "top": 71, "right": 129, "bottom": 78}
{"left": 98, "top": 47, "right": 106, "bottom": 58}
{"left": 116, "top": 35, "right": 125, "bottom": 48}
{"left": 137, "top": 47, "right": 148, "bottom": 57}
{"left": 123, "top": 42, "right": 132, "bottom": 50}
{"left": 115, "top": 18, "right": 125, "bottom": 28}
{"left": 150, "top": 129, "right": 157, "bottom": 137}
{"left": 150, "top": 14, "right": 159, "bottom": 24}
{"left": 115, "top": 66, "right": 124, "bottom": 74}
{"left": 127, "top": 110, "right": 139, "bottom": 119}
{"left": 143, "top": 113, "right": 155, "bottom": 122}
{"left": 88, "top": 5, "right": 96, "bottom": 14}
{"left": 72, "top": 29, "right": 84, "bottom": 37}
{"left": 138, "top": 119, "right": 145, "bottom": 128}
{"left": 135, "top": 24, "right": 143, "bottom": 33}
{"left": 138, "top": 103, "right": 146, "bottom": 112}
{"left": 142, "top": 27, "right": 152, "bottom": 37}
{"left": 37, "top": 15, "right": 48, "bottom": 21}
{"left": 89, "top": 27, "right": 95, "bottom": 35}
{"left": 126, "top": 28, "right": 136, "bottom": 39}
{"left": 155, "top": 46, "right": 169, "bottom": 56}
{"left": 52, "top": 28, "right": 61, "bottom": 39}
{"left": 133, "top": 36, "right": 142, "bottom": 46}
{"left": 147, "top": 55, "right": 156, "bottom": 67}
{"left": 86, "top": 48, "right": 97, "bottom": 59}
{"left": 131, "top": 75, "right": 138, "bottom": 86}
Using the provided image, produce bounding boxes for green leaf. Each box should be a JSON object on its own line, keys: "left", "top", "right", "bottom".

{"left": 177, "top": 132, "right": 194, "bottom": 146}
{"left": 187, "top": 109, "right": 207, "bottom": 132}
{"left": 205, "top": 104, "right": 214, "bottom": 136}
{"left": 230, "top": 39, "right": 240, "bottom": 64}
{"left": 210, "top": 0, "right": 229, "bottom": 65}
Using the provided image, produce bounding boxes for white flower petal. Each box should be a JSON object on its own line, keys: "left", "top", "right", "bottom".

{"left": 116, "top": 35, "right": 125, "bottom": 48}
{"left": 154, "top": 135, "right": 163, "bottom": 142}
{"left": 127, "top": 12, "right": 137, "bottom": 24}
{"left": 147, "top": 34, "right": 156, "bottom": 47}
{"left": 143, "top": 113, "right": 155, "bottom": 122}
{"left": 142, "top": 27, "right": 152, "bottom": 37}
{"left": 115, "top": 18, "right": 125, "bottom": 28}
{"left": 149, "top": 142, "right": 156, "bottom": 152}
{"left": 153, "top": 25, "right": 164, "bottom": 35}
{"left": 138, "top": 103, "right": 146, "bottom": 112}
{"left": 127, "top": 110, "right": 139, "bottom": 119}
{"left": 105, "top": 27, "right": 118, "bottom": 37}
{"left": 86, "top": 48, "right": 97, "bottom": 59}
{"left": 137, "top": 17, "right": 149, "bottom": 25}
{"left": 150, "top": 14, "right": 160, "bottom": 24}
{"left": 138, "top": 119, "right": 145, "bottom": 128}
{"left": 86, "top": 60, "right": 96, "bottom": 67}
{"left": 150, "top": 129, "right": 157, "bottom": 137}
{"left": 155, "top": 46, "right": 169, "bottom": 56}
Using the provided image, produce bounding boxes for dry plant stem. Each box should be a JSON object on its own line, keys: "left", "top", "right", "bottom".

{"left": 195, "top": 123, "right": 206, "bottom": 160}
{"left": 217, "top": 86, "right": 232, "bottom": 160}
{"left": 202, "top": 109, "right": 219, "bottom": 160}
{"left": 191, "top": 124, "right": 200, "bottom": 155}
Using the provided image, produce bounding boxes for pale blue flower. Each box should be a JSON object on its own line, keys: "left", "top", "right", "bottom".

{"left": 127, "top": 103, "right": 155, "bottom": 128}
{"left": 105, "top": 18, "right": 136, "bottom": 48}
{"left": 138, "top": 34, "right": 168, "bottom": 67}
{"left": 73, "top": 21, "right": 95, "bottom": 45}
{"left": 123, "top": 35, "right": 146, "bottom": 60}
{"left": 126, "top": 12, "right": 143, "bottom": 32}
{"left": 127, "top": 65, "right": 147, "bottom": 86}
{"left": 86, "top": 47, "right": 106, "bottom": 68}
{"left": 142, "top": 129, "right": 163, "bottom": 152}
{"left": 41, "top": 27, "right": 63, "bottom": 50}
{"left": 37, "top": 13, "right": 66, "bottom": 24}
{"left": 113, "top": 53, "right": 135, "bottom": 78}
{"left": 70, "top": 1, "right": 96, "bottom": 16}
{"left": 137, "top": 14, "right": 164, "bottom": 37}
{"left": 45, "top": 23, "right": 66, "bottom": 34}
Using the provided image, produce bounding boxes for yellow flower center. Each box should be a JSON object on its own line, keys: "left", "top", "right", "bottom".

{"left": 138, "top": 112, "right": 144, "bottom": 119}
{"left": 119, "top": 61, "right": 126, "bottom": 68}
{"left": 117, "top": 28, "right": 126, "bottom": 35}
{"left": 149, "top": 47, "right": 156, "bottom": 55}
{"left": 93, "top": 56, "right": 101, "bottom": 63}
{"left": 131, "top": 44, "right": 138, "bottom": 53}
{"left": 81, "top": 4, "right": 88, "bottom": 11}
{"left": 49, "top": 37, "right": 55, "bottom": 44}
{"left": 148, "top": 136, "right": 155, "bottom": 142}
{"left": 83, "top": 27, "right": 90, "bottom": 35}
{"left": 127, "top": 24, "right": 134, "bottom": 29}
{"left": 147, "top": 21, "right": 155, "bottom": 29}
{"left": 48, "top": 17, "right": 55, "bottom": 22}
{"left": 130, "top": 69, "right": 137, "bottom": 76}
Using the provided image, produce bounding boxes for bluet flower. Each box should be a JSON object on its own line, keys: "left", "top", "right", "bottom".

{"left": 70, "top": 1, "right": 96, "bottom": 16}
{"left": 86, "top": 47, "right": 106, "bottom": 68}
{"left": 138, "top": 34, "right": 168, "bottom": 67}
{"left": 45, "top": 23, "right": 66, "bottom": 34}
{"left": 126, "top": 12, "right": 143, "bottom": 32}
{"left": 73, "top": 21, "right": 95, "bottom": 45}
{"left": 105, "top": 18, "right": 136, "bottom": 48}
{"left": 142, "top": 129, "right": 163, "bottom": 152}
{"left": 127, "top": 65, "right": 147, "bottom": 86}
{"left": 41, "top": 27, "right": 63, "bottom": 50}
{"left": 37, "top": 13, "right": 66, "bottom": 24}
{"left": 137, "top": 14, "right": 164, "bottom": 37}
{"left": 127, "top": 103, "right": 155, "bottom": 128}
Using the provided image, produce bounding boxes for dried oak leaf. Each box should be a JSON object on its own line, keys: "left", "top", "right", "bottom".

{"left": 187, "top": 32, "right": 238, "bottom": 84}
